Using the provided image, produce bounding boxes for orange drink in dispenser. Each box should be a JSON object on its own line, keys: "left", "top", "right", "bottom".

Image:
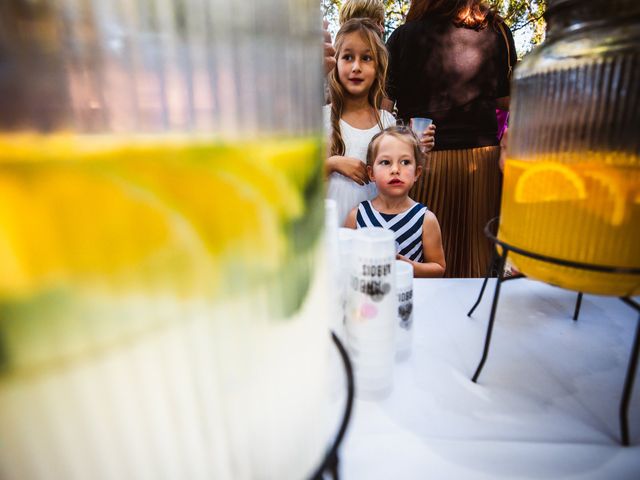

{"left": 500, "top": 153, "right": 640, "bottom": 295}
{"left": 498, "top": 0, "right": 640, "bottom": 296}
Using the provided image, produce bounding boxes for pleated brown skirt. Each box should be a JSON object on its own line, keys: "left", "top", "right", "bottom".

{"left": 411, "top": 146, "right": 502, "bottom": 278}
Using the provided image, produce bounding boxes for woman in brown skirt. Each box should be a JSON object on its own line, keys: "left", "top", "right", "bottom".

{"left": 384, "top": 0, "right": 516, "bottom": 277}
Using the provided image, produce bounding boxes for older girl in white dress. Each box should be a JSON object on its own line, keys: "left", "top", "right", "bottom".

{"left": 324, "top": 19, "right": 434, "bottom": 226}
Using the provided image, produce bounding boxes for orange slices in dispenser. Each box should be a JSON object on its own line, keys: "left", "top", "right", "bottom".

{"left": 499, "top": 155, "right": 640, "bottom": 297}
{"left": 581, "top": 167, "right": 629, "bottom": 227}
{"left": 514, "top": 162, "right": 587, "bottom": 204}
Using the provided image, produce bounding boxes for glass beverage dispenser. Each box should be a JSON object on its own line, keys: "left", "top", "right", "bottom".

{"left": 499, "top": 0, "right": 640, "bottom": 295}
{"left": 0, "top": 1, "right": 329, "bottom": 478}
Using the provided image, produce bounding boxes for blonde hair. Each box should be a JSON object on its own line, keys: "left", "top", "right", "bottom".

{"left": 328, "top": 18, "right": 388, "bottom": 157}
{"left": 366, "top": 126, "right": 425, "bottom": 168}
{"left": 339, "top": 0, "right": 385, "bottom": 26}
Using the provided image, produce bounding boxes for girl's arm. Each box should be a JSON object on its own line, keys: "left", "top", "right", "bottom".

{"left": 326, "top": 155, "right": 370, "bottom": 185}
{"left": 344, "top": 207, "right": 358, "bottom": 229}
{"left": 397, "top": 211, "right": 445, "bottom": 278}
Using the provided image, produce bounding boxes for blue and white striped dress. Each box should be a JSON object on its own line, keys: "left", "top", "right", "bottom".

{"left": 356, "top": 200, "right": 427, "bottom": 262}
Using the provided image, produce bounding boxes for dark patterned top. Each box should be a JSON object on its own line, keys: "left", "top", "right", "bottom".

{"left": 386, "top": 16, "right": 516, "bottom": 150}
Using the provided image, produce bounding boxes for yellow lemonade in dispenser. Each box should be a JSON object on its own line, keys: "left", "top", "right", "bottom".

{"left": 0, "top": 134, "right": 330, "bottom": 479}
{"left": 0, "top": 0, "right": 334, "bottom": 476}
{"left": 499, "top": 152, "right": 640, "bottom": 296}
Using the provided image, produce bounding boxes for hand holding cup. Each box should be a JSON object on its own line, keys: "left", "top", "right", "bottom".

{"left": 410, "top": 118, "right": 436, "bottom": 153}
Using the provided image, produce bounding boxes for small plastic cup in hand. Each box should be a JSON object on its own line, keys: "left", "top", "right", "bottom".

{"left": 410, "top": 117, "right": 433, "bottom": 138}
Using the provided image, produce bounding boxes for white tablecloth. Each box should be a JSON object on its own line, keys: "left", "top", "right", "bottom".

{"left": 339, "top": 278, "right": 640, "bottom": 479}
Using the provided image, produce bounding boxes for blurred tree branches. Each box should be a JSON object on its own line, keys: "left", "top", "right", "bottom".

{"left": 494, "top": 0, "right": 546, "bottom": 45}
{"left": 321, "top": 0, "right": 547, "bottom": 56}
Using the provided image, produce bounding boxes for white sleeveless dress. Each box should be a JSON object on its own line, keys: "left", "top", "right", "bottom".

{"left": 324, "top": 106, "right": 396, "bottom": 226}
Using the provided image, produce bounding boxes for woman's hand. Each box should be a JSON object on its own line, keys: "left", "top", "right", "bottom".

{"left": 419, "top": 124, "right": 436, "bottom": 153}
{"left": 322, "top": 20, "right": 336, "bottom": 75}
{"left": 327, "top": 155, "right": 370, "bottom": 185}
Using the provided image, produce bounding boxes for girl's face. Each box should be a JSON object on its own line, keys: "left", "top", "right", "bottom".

{"left": 337, "top": 32, "right": 376, "bottom": 100}
{"left": 368, "top": 135, "right": 422, "bottom": 197}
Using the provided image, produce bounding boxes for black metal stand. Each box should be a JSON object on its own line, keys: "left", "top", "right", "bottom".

{"left": 309, "top": 331, "right": 355, "bottom": 480}
{"left": 468, "top": 217, "right": 640, "bottom": 446}
{"left": 573, "top": 292, "right": 583, "bottom": 321}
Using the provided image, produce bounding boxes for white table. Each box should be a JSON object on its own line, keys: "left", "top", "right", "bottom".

{"left": 339, "top": 278, "right": 640, "bottom": 479}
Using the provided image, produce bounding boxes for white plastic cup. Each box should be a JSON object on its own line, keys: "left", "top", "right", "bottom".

{"left": 325, "top": 198, "right": 339, "bottom": 233}
{"left": 352, "top": 367, "right": 395, "bottom": 398}
{"left": 325, "top": 199, "right": 339, "bottom": 272}
{"left": 336, "top": 228, "right": 356, "bottom": 339}
{"left": 346, "top": 227, "right": 397, "bottom": 398}
{"left": 325, "top": 199, "right": 345, "bottom": 405}
{"left": 338, "top": 227, "right": 355, "bottom": 266}
{"left": 325, "top": 199, "right": 343, "bottom": 336}
{"left": 395, "top": 260, "right": 414, "bottom": 360}
{"left": 410, "top": 117, "right": 433, "bottom": 138}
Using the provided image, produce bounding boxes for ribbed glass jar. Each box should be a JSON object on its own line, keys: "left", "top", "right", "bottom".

{"left": 499, "top": 0, "right": 640, "bottom": 296}
{"left": 0, "top": 1, "right": 328, "bottom": 479}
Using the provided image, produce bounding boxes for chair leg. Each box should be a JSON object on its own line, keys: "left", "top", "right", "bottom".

{"left": 472, "top": 247, "right": 508, "bottom": 383}
{"left": 619, "top": 302, "right": 640, "bottom": 446}
{"left": 573, "top": 292, "right": 583, "bottom": 322}
{"left": 467, "top": 250, "right": 498, "bottom": 317}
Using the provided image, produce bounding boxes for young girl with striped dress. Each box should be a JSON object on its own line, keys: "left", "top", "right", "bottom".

{"left": 345, "top": 126, "right": 446, "bottom": 278}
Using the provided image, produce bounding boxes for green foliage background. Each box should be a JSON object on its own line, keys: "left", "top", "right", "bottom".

{"left": 321, "top": 0, "right": 547, "bottom": 58}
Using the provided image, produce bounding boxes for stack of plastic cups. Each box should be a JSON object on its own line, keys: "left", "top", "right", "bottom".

{"left": 346, "top": 227, "right": 397, "bottom": 398}
{"left": 337, "top": 228, "right": 356, "bottom": 340}
{"left": 325, "top": 199, "right": 346, "bottom": 418}
{"left": 325, "top": 199, "right": 342, "bottom": 336}
{"left": 395, "top": 260, "right": 414, "bottom": 360}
